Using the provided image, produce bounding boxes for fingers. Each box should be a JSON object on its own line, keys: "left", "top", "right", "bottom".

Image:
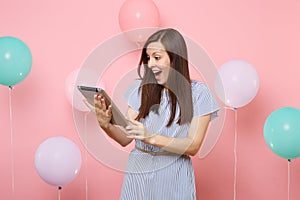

{"left": 126, "top": 128, "right": 140, "bottom": 135}
{"left": 94, "top": 94, "right": 111, "bottom": 110}
{"left": 125, "top": 122, "right": 147, "bottom": 137}
{"left": 125, "top": 121, "right": 153, "bottom": 140}
{"left": 106, "top": 105, "right": 112, "bottom": 117}
{"left": 94, "top": 94, "right": 103, "bottom": 109}
{"left": 126, "top": 133, "right": 153, "bottom": 140}
{"left": 125, "top": 123, "right": 138, "bottom": 136}
{"left": 127, "top": 119, "right": 141, "bottom": 126}
{"left": 127, "top": 135, "right": 145, "bottom": 140}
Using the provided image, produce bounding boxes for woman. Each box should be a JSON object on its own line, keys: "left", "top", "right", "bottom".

{"left": 93, "top": 28, "right": 219, "bottom": 199}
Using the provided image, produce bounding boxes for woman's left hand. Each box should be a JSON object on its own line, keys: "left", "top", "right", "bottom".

{"left": 125, "top": 119, "right": 154, "bottom": 141}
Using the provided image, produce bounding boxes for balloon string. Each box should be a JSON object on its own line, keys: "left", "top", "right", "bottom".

{"left": 288, "top": 160, "right": 291, "bottom": 200}
{"left": 224, "top": 106, "right": 236, "bottom": 111}
{"left": 84, "top": 113, "right": 89, "bottom": 200}
{"left": 9, "top": 86, "right": 15, "bottom": 193}
{"left": 225, "top": 106, "right": 238, "bottom": 200}
{"left": 58, "top": 187, "right": 62, "bottom": 200}
{"left": 233, "top": 108, "right": 237, "bottom": 200}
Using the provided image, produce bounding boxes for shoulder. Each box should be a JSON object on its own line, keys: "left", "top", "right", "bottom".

{"left": 191, "top": 80, "right": 216, "bottom": 103}
{"left": 124, "top": 79, "right": 142, "bottom": 112}
{"left": 125, "top": 79, "right": 142, "bottom": 96}
{"left": 191, "top": 80, "right": 220, "bottom": 119}
{"left": 191, "top": 80, "right": 210, "bottom": 95}
{"left": 130, "top": 79, "right": 142, "bottom": 89}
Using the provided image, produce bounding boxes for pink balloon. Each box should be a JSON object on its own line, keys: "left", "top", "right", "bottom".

{"left": 34, "top": 136, "right": 82, "bottom": 187}
{"left": 214, "top": 60, "right": 259, "bottom": 108}
{"left": 118, "top": 0, "right": 160, "bottom": 43}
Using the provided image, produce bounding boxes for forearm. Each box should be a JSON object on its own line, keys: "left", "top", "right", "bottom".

{"left": 101, "top": 123, "right": 133, "bottom": 147}
{"left": 143, "top": 115, "right": 211, "bottom": 156}
{"left": 145, "top": 135, "right": 200, "bottom": 156}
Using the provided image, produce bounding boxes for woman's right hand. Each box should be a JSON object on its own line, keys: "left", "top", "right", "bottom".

{"left": 94, "top": 94, "right": 112, "bottom": 129}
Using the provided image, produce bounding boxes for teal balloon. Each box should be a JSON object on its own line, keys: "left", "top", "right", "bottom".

{"left": 0, "top": 36, "right": 32, "bottom": 86}
{"left": 264, "top": 107, "right": 300, "bottom": 159}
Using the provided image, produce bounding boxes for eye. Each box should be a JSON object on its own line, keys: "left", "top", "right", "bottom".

{"left": 155, "top": 56, "right": 160, "bottom": 60}
{"left": 146, "top": 55, "right": 150, "bottom": 60}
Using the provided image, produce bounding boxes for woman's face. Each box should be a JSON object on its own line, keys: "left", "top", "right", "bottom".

{"left": 146, "top": 42, "right": 171, "bottom": 85}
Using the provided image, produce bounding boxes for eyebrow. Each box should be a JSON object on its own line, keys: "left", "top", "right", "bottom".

{"left": 146, "top": 49, "right": 165, "bottom": 55}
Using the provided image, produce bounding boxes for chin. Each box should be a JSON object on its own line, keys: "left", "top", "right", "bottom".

{"left": 157, "top": 81, "right": 166, "bottom": 85}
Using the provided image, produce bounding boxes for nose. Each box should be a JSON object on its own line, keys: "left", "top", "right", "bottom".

{"left": 147, "top": 57, "right": 156, "bottom": 69}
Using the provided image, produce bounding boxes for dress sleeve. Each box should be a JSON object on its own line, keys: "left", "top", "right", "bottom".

{"left": 192, "top": 82, "right": 220, "bottom": 121}
{"left": 123, "top": 80, "right": 142, "bottom": 113}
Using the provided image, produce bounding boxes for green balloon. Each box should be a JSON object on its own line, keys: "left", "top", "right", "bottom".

{"left": 0, "top": 36, "right": 32, "bottom": 86}
{"left": 264, "top": 107, "right": 300, "bottom": 160}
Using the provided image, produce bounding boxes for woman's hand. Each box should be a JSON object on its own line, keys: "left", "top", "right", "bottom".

{"left": 125, "top": 119, "right": 154, "bottom": 142}
{"left": 94, "top": 94, "right": 112, "bottom": 129}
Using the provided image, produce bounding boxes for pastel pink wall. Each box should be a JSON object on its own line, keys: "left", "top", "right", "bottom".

{"left": 1, "top": 0, "right": 300, "bottom": 199}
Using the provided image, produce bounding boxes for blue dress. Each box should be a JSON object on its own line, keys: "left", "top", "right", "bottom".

{"left": 120, "top": 80, "right": 219, "bottom": 200}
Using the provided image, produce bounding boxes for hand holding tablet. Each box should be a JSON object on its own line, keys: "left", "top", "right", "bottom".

{"left": 77, "top": 85, "right": 129, "bottom": 127}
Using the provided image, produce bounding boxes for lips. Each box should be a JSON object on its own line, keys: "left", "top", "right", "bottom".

{"left": 153, "top": 71, "right": 162, "bottom": 76}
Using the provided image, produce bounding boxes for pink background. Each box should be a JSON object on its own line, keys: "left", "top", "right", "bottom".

{"left": 1, "top": 0, "right": 300, "bottom": 199}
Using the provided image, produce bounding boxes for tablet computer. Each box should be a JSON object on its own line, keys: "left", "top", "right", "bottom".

{"left": 77, "top": 85, "right": 129, "bottom": 127}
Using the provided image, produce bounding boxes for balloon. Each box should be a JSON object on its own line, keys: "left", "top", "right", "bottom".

{"left": 264, "top": 107, "right": 300, "bottom": 160}
{"left": 65, "top": 68, "right": 105, "bottom": 112}
{"left": 118, "top": 0, "right": 160, "bottom": 43}
{"left": 0, "top": 36, "right": 32, "bottom": 86}
{"left": 214, "top": 60, "right": 259, "bottom": 108}
{"left": 34, "top": 136, "right": 82, "bottom": 187}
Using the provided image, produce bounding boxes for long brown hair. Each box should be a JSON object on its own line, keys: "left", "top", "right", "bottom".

{"left": 136, "top": 28, "right": 193, "bottom": 127}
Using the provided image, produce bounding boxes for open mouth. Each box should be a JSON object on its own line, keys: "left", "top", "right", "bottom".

{"left": 153, "top": 70, "right": 162, "bottom": 76}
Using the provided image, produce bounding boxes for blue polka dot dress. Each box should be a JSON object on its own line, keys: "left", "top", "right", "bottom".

{"left": 120, "top": 80, "right": 219, "bottom": 200}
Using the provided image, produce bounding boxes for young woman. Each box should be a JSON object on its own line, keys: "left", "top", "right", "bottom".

{"left": 93, "top": 28, "right": 219, "bottom": 200}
